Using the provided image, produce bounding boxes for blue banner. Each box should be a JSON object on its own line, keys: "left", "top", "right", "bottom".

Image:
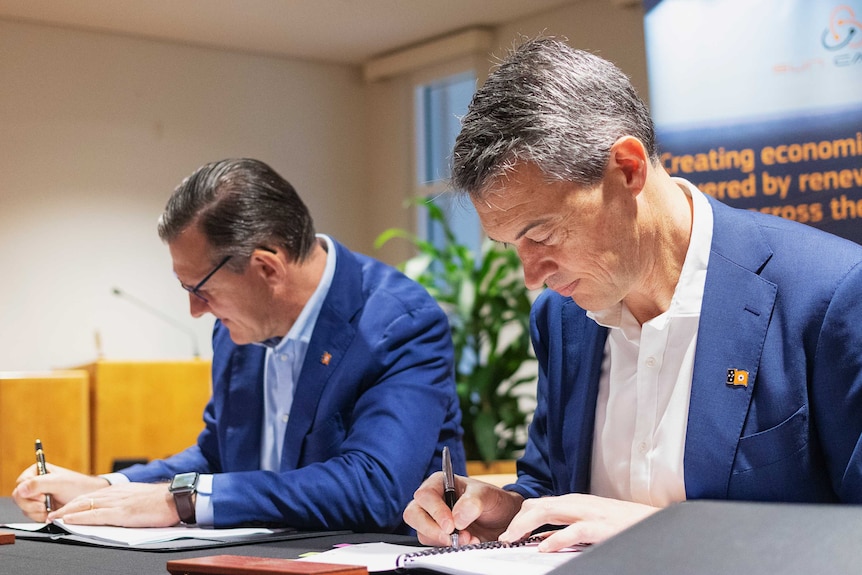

{"left": 644, "top": 0, "right": 862, "bottom": 244}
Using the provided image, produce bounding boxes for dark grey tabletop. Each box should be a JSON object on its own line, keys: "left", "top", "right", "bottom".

{"left": 0, "top": 497, "right": 417, "bottom": 575}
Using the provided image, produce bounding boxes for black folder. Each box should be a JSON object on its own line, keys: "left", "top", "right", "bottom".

{"left": 549, "top": 500, "right": 862, "bottom": 575}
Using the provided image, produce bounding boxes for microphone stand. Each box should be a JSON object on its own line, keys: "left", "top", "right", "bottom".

{"left": 111, "top": 287, "right": 201, "bottom": 358}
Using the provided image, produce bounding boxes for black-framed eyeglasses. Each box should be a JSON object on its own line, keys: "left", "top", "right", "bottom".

{"left": 179, "top": 255, "right": 232, "bottom": 303}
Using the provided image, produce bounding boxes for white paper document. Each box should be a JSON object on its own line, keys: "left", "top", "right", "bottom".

{"left": 298, "top": 540, "right": 583, "bottom": 575}
{"left": 3, "top": 519, "right": 283, "bottom": 547}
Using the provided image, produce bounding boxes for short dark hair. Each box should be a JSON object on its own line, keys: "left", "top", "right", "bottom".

{"left": 452, "top": 37, "right": 658, "bottom": 197}
{"left": 158, "top": 158, "right": 316, "bottom": 269}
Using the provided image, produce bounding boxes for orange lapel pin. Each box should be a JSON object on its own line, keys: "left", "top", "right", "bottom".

{"left": 727, "top": 368, "right": 749, "bottom": 387}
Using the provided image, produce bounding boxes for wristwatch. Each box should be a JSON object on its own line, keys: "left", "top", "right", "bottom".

{"left": 169, "top": 472, "right": 199, "bottom": 525}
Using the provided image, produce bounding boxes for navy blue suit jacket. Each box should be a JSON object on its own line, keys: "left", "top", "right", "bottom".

{"left": 510, "top": 197, "right": 862, "bottom": 504}
{"left": 122, "top": 239, "right": 465, "bottom": 532}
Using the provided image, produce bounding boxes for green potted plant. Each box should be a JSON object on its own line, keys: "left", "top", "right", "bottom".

{"left": 375, "top": 199, "right": 537, "bottom": 465}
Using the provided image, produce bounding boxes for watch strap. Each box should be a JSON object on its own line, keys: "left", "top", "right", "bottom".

{"left": 173, "top": 489, "right": 196, "bottom": 524}
{"left": 170, "top": 473, "right": 198, "bottom": 525}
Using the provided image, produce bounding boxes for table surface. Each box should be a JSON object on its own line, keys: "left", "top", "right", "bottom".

{"left": 0, "top": 498, "right": 417, "bottom": 575}
{"left": 7, "top": 497, "right": 861, "bottom": 575}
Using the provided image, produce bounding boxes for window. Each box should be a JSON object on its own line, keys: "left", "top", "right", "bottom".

{"left": 414, "top": 70, "right": 483, "bottom": 257}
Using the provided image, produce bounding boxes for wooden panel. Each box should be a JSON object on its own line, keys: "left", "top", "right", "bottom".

{"left": 82, "top": 360, "right": 212, "bottom": 475}
{"left": 0, "top": 371, "right": 90, "bottom": 495}
{"left": 465, "top": 459, "right": 517, "bottom": 477}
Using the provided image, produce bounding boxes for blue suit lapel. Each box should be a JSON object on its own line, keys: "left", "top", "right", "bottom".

{"left": 279, "top": 241, "right": 362, "bottom": 471}
{"left": 223, "top": 343, "right": 266, "bottom": 471}
{"left": 559, "top": 299, "right": 607, "bottom": 493}
{"left": 685, "top": 198, "right": 777, "bottom": 498}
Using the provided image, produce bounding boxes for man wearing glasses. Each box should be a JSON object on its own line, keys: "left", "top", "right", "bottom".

{"left": 13, "top": 158, "right": 466, "bottom": 533}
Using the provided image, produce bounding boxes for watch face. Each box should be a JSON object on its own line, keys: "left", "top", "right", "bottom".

{"left": 171, "top": 472, "right": 198, "bottom": 491}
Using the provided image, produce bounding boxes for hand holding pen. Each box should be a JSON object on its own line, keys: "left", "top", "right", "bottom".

{"left": 403, "top": 457, "right": 526, "bottom": 548}
{"left": 35, "top": 439, "right": 53, "bottom": 512}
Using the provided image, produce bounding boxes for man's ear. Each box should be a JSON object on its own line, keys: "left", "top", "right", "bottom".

{"left": 609, "top": 136, "right": 649, "bottom": 193}
{"left": 248, "top": 248, "right": 287, "bottom": 286}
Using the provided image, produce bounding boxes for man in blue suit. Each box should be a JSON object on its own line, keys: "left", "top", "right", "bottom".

{"left": 14, "top": 158, "right": 465, "bottom": 532}
{"left": 405, "top": 37, "right": 862, "bottom": 549}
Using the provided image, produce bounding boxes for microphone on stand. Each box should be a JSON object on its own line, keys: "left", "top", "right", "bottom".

{"left": 111, "top": 287, "right": 201, "bottom": 358}
{"left": 94, "top": 329, "right": 104, "bottom": 359}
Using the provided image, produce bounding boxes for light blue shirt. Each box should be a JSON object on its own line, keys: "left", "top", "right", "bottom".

{"left": 107, "top": 234, "right": 337, "bottom": 526}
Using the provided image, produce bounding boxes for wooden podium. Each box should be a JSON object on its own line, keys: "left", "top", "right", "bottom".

{"left": 0, "top": 361, "right": 212, "bottom": 496}
{"left": 0, "top": 371, "right": 90, "bottom": 494}
{"left": 80, "top": 360, "right": 212, "bottom": 475}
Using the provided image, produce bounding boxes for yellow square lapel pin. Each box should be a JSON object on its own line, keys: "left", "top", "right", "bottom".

{"left": 727, "top": 368, "right": 749, "bottom": 387}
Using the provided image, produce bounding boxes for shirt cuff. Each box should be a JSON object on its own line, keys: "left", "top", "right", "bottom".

{"left": 100, "top": 472, "right": 130, "bottom": 485}
{"left": 194, "top": 474, "right": 215, "bottom": 526}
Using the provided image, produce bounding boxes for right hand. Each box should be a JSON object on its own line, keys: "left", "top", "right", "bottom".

{"left": 403, "top": 471, "right": 524, "bottom": 546}
{"left": 12, "top": 463, "right": 110, "bottom": 522}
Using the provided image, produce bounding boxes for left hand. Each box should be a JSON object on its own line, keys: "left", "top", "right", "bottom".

{"left": 47, "top": 482, "right": 180, "bottom": 527}
{"left": 498, "top": 493, "right": 660, "bottom": 551}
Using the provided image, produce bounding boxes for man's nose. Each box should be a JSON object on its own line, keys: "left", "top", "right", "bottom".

{"left": 518, "top": 245, "right": 553, "bottom": 291}
{"left": 189, "top": 294, "right": 209, "bottom": 318}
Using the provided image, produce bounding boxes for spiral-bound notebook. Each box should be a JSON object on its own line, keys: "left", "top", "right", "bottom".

{"left": 298, "top": 537, "right": 585, "bottom": 575}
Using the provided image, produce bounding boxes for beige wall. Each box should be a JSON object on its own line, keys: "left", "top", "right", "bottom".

{"left": 495, "top": 0, "right": 648, "bottom": 101}
{"left": 0, "top": 19, "right": 367, "bottom": 370}
{"left": 0, "top": 0, "right": 647, "bottom": 371}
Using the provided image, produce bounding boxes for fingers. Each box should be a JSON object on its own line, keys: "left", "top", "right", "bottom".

{"left": 51, "top": 496, "right": 103, "bottom": 525}
{"left": 11, "top": 476, "right": 39, "bottom": 500}
{"left": 11, "top": 476, "right": 51, "bottom": 522}
{"left": 499, "top": 495, "right": 558, "bottom": 543}
{"left": 51, "top": 482, "right": 180, "bottom": 528}
{"left": 50, "top": 492, "right": 126, "bottom": 525}
{"left": 15, "top": 463, "right": 40, "bottom": 484}
{"left": 405, "top": 498, "right": 487, "bottom": 547}
{"left": 404, "top": 472, "right": 457, "bottom": 546}
{"left": 404, "top": 499, "right": 452, "bottom": 546}
{"left": 501, "top": 494, "right": 661, "bottom": 548}
{"left": 450, "top": 492, "right": 484, "bottom": 531}
{"left": 11, "top": 494, "right": 50, "bottom": 523}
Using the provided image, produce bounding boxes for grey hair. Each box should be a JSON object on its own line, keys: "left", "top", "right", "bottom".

{"left": 452, "top": 37, "right": 658, "bottom": 197}
{"left": 157, "top": 158, "right": 316, "bottom": 269}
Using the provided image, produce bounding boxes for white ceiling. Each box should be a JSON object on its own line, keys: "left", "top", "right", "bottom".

{"left": 0, "top": 0, "right": 582, "bottom": 64}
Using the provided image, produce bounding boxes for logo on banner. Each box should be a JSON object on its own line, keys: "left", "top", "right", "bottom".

{"left": 779, "top": 4, "right": 862, "bottom": 72}
{"left": 821, "top": 5, "right": 862, "bottom": 51}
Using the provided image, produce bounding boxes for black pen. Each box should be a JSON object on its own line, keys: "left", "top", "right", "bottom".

{"left": 34, "top": 439, "right": 53, "bottom": 512}
{"left": 442, "top": 446, "right": 459, "bottom": 548}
